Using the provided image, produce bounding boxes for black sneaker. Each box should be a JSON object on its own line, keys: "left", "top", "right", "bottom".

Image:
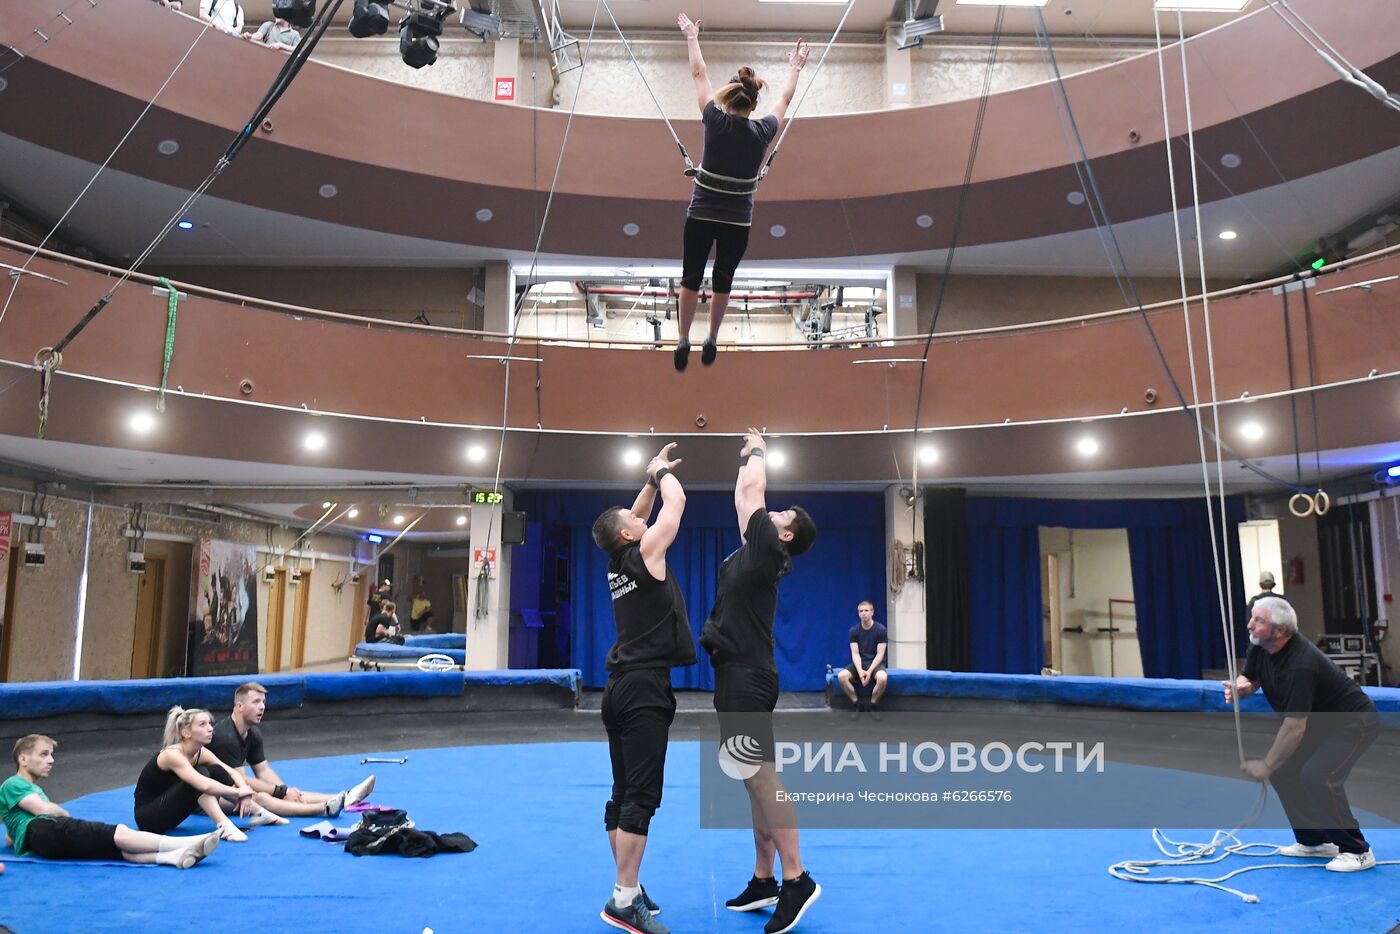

{"left": 701, "top": 336, "right": 717, "bottom": 366}
{"left": 674, "top": 338, "right": 690, "bottom": 372}
{"left": 601, "top": 894, "right": 669, "bottom": 934}
{"left": 641, "top": 885, "right": 661, "bottom": 916}
{"left": 869, "top": 704, "right": 881, "bottom": 721}
{"left": 764, "top": 872, "right": 821, "bottom": 934}
{"left": 725, "top": 875, "right": 779, "bottom": 912}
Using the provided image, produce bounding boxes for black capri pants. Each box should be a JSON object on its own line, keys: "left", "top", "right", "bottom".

{"left": 601, "top": 668, "right": 677, "bottom": 836}
{"left": 25, "top": 817, "right": 124, "bottom": 861}
{"left": 680, "top": 217, "right": 751, "bottom": 294}
{"left": 714, "top": 665, "right": 780, "bottom": 764}
{"left": 135, "top": 764, "right": 232, "bottom": 834}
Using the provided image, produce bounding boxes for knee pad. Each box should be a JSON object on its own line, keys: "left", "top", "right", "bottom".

{"left": 680, "top": 272, "right": 703, "bottom": 292}
{"left": 618, "top": 801, "right": 657, "bottom": 836}
{"left": 603, "top": 800, "right": 621, "bottom": 832}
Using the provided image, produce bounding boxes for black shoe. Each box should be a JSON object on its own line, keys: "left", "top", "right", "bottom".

{"left": 869, "top": 704, "right": 881, "bottom": 721}
{"left": 848, "top": 704, "right": 861, "bottom": 720}
{"left": 701, "top": 336, "right": 717, "bottom": 366}
{"left": 674, "top": 338, "right": 690, "bottom": 372}
{"left": 725, "top": 875, "right": 779, "bottom": 912}
{"left": 764, "top": 872, "right": 821, "bottom": 934}
{"left": 641, "top": 885, "right": 660, "bottom": 917}
{"left": 601, "top": 894, "right": 669, "bottom": 934}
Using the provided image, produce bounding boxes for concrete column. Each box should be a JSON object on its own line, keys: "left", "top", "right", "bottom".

{"left": 890, "top": 266, "right": 919, "bottom": 338}
{"left": 884, "top": 485, "right": 926, "bottom": 668}
{"left": 465, "top": 492, "right": 512, "bottom": 670}
{"left": 884, "top": 26, "right": 913, "bottom": 109}
{"left": 492, "top": 37, "right": 521, "bottom": 104}
{"left": 483, "top": 260, "right": 514, "bottom": 335}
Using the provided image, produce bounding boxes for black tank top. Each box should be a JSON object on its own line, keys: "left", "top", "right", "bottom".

{"left": 605, "top": 542, "right": 697, "bottom": 673}
{"left": 133, "top": 750, "right": 183, "bottom": 806}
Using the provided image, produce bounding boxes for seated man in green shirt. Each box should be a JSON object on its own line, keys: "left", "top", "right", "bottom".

{"left": 2, "top": 734, "right": 220, "bottom": 869}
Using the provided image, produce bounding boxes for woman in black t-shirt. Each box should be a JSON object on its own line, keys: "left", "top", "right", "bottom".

{"left": 672, "top": 13, "right": 809, "bottom": 372}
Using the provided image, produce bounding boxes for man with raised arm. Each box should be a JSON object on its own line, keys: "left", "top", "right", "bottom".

{"left": 591, "top": 442, "right": 696, "bottom": 934}
{"left": 700, "top": 428, "right": 820, "bottom": 934}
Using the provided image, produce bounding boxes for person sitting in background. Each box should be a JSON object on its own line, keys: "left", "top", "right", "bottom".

{"left": 4, "top": 735, "right": 219, "bottom": 868}
{"left": 365, "top": 600, "right": 402, "bottom": 644}
{"left": 410, "top": 588, "right": 434, "bottom": 633}
{"left": 836, "top": 600, "right": 888, "bottom": 719}
{"left": 246, "top": 16, "right": 300, "bottom": 50}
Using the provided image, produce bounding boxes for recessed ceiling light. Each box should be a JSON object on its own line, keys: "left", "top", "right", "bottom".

{"left": 303, "top": 431, "right": 326, "bottom": 452}
{"left": 767, "top": 449, "right": 787, "bottom": 468}
{"left": 466, "top": 444, "right": 487, "bottom": 462}
{"left": 918, "top": 445, "right": 939, "bottom": 465}
{"left": 770, "top": 224, "right": 787, "bottom": 238}
{"left": 393, "top": 514, "right": 406, "bottom": 525}
{"left": 128, "top": 411, "right": 156, "bottom": 434}
{"left": 157, "top": 139, "right": 179, "bottom": 155}
{"left": 475, "top": 208, "right": 493, "bottom": 222}
{"left": 318, "top": 183, "right": 338, "bottom": 198}
{"left": 456, "top": 515, "right": 468, "bottom": 526}
{"left": 321, "top": 501, "right": 332, "bottom": 509}
{"left": 622, "top": 223, "right": 640, "bottom": 237}
{"left": 915, "top": 214, "right": 934, "bottom": 228}
{"left": 1154, "top": 0, "right": 1250, "bottom": 11}
{"left": 1239, "top": 421, "right": 1265, "bottom": 441}
{"left": 347, "top": 508, "right": 359, "bottom": 519}
{"left": 1220, "top": 152, "right": 1242, "bottom": 168}
{"left": 176, "top": 220, "right": 194, "bottom": 230}
{"left": 1076, "top": 437, "right": 1100, "bottom": 456}
{"left": 1066, "top": 191, "right": 1086, "bottom": 205}
{"left": 1218, "top": 230, "right": 1237, "bottom": 240}
{"left": 622, "top": 448, "right": 643, "bottom": 467}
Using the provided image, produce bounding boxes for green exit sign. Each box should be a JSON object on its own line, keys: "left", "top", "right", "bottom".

{"left": 471, "top": 491, "right": 504, "bottom": 505}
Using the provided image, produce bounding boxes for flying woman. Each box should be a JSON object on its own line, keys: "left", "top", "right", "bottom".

{"left": 674, "top": 13, "right": 809, "bottom": 371}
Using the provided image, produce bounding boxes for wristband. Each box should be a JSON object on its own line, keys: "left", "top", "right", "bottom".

{"left": 652, "top": 466, "right": 672, "bottom": 486}
{"left": 742, "top": 450, "right": 765, "bottom": 464}
{"left": 273, "top": 784, "right": 288, "bottom": 800}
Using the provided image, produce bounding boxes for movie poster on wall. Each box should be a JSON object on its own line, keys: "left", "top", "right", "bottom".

{"left": 187, "top": 538, "right": 259, "bottom": 677}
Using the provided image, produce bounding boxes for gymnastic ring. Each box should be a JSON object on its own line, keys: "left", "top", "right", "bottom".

{"left": 416, "top": 653, "right": 458, "bottom": 672}
{"left": 1312, "top": 490, "right": 1331, "bottom": 516}
{"left": 32, "top": 346, "right": 61, "bottom": 370}
{"left": 1288, "top": 492, "right": 1314, "bottom": 518}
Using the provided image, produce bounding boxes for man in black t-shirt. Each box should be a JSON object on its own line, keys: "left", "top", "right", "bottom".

{"left": 1223, "top": 597, "right": 1379, "bottom": 872}
{"left": 590, "top": 442, "right": 694, "bottom": 934}
{"left": 364, "top": 601, "right": 401, "bottom": 644}
{"left": 837, "top": 601, "right": 888, "bottom": 719}
{"left": 700, "top": 428, "right": 821, "bottom": 934}
{"left": 209, "top": 683, "right": 376, "bottom": 822}
{"left": 1245, "top": 571, "right": 1288, "bottom": 617}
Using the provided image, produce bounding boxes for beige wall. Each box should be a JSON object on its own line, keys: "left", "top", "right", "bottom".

{"left": 311, "top": 36, "right": 1139, "bottom": 115}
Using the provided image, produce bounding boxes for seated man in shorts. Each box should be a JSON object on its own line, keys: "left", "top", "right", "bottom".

{"left": 211, "top": 682, "right": 374, "bottom": 815}
{"left": 3, "top": 734, "right": 219, "bottom": 868}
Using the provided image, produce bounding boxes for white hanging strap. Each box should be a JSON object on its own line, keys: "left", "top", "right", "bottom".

{"left": 596, "top": 0, "right": 695, "bottom": 171}
{"left": 760, "top": 0, "right": 858, "bottom": 182}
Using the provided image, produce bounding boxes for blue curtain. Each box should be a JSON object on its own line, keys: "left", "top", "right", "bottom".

{"left": 516, "top": 491, "right": 885, "bottom": 691}
{"left": 965, "top": 496, "right": 1245, "bottom": 679}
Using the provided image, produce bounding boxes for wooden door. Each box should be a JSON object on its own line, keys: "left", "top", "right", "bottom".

{"left": 267, "top": 569, "right": 287, "bottom": 671}
{"left": 130, "top": 555, "right": 167, "bottom": 679}
{"left": 290, "top": 569, "right": 311, "bottom": 669}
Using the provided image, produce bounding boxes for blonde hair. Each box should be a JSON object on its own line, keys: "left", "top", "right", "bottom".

{"left": 715, "top": 66, "right": 764, "bottom": 114}
{"left": 162, "top": 706, "right": 211, "bottom": 748}
{"left": 234, "top": 682, "right": 268, "bottom": 703}
{"left": 13, "top": 734, "right": 55, "bottom": 767}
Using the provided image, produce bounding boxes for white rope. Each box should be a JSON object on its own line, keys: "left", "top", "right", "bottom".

{"left": 759, "top": 0, "right": 857, "bottom": 180}
{"left": 595, "top": 0, "right": 692, "bottom": 166}
{"left": 1264, "top": 0, "right": 1400, "bottom": 113}
{"left": 0, "top": 18, "right": 215, "bottom": 330}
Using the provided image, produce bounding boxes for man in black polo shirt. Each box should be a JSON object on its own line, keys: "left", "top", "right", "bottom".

{"left": 210, "top": 683, "right": 376, "bottom": 821}
{"left": 591, "top": 442, "right": 695, "bottom": 934}
{"left": 1223, "top": 597, "right": 1379, "bottom": 872}
{"left": 700, "top": 428, "right": 820, "bottom": 934}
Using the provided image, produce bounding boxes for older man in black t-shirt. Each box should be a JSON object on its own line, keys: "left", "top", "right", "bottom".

{"left": 699, "top": 428, "right": 821, "bottom": 934}
{"left": 590, "top": 442, "right": 695, "bottom": 934}
{"left": 1223, "top": 597, "right": 1379, "bottom": 872}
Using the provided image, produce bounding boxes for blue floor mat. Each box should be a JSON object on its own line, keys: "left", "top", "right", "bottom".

{"left": 2, "top": 742, "right": 1396, "bottom": 934}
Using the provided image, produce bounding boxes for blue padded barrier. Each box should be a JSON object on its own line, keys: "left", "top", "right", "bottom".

{"left": 404, "top": 633, "right": 466, "bottom": 650}
{"left": 465, "top": 669, "right": 581, "bottom": 693}
{"left": 303, "top": 671, "right": 465, "bottom": 700}
{"left": 825, "top": 670, "right": 1400, "bottom": 714}
{"left": 353, "top": 643, "right": 467, "bottom": 664}
{"left": 0, "top": 674, "right": 304, "bottom": 720}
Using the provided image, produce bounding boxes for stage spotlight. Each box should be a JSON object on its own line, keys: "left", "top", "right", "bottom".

{"left": 400, "top": 10, "right": 446, "bottom": 69}
{"left": 349, "top": 0, "right": 390, "bottom": 37}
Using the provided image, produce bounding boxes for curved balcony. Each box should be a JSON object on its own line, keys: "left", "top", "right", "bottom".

{"left": 1, "top": 0, "right": 1398, "bottom": 270}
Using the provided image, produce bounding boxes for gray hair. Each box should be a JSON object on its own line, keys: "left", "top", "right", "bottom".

{"left": 1253, "top": 596, "right": 1297, "bottom": 634}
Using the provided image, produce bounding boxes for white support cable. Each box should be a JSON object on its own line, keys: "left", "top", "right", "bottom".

{"left": 1265, "top": 0, "right": 1400, "bottom": 113}
{"left": 595, "top": 0, "right": 690, "bottom": 165}
{"left": 0, "top": 19, "right": 214, "bottom": 330}
{"left": 759, "top": 0, "right": 858, "bottom": 180}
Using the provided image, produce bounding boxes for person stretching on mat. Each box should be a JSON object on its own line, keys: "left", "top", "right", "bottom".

{"left": 210, "top": 682, "right": 374, "bottom": 817}
{"left": 134, "top": 706, "right": 294, "bottom": 841}
{"left": 1223, "top": 597, "right": 1380, "bottom": 872}
{"left": 2, "top": 734, "right": 219, "bottom": 868}
{"left": 700, "top": 428, "right": 820, "bottom": 934}
{"left": 674, "top": 13, "right": 809, "bottom": 371}
{"left": 591, "top": 442, "right": 696, "bottom": 934}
